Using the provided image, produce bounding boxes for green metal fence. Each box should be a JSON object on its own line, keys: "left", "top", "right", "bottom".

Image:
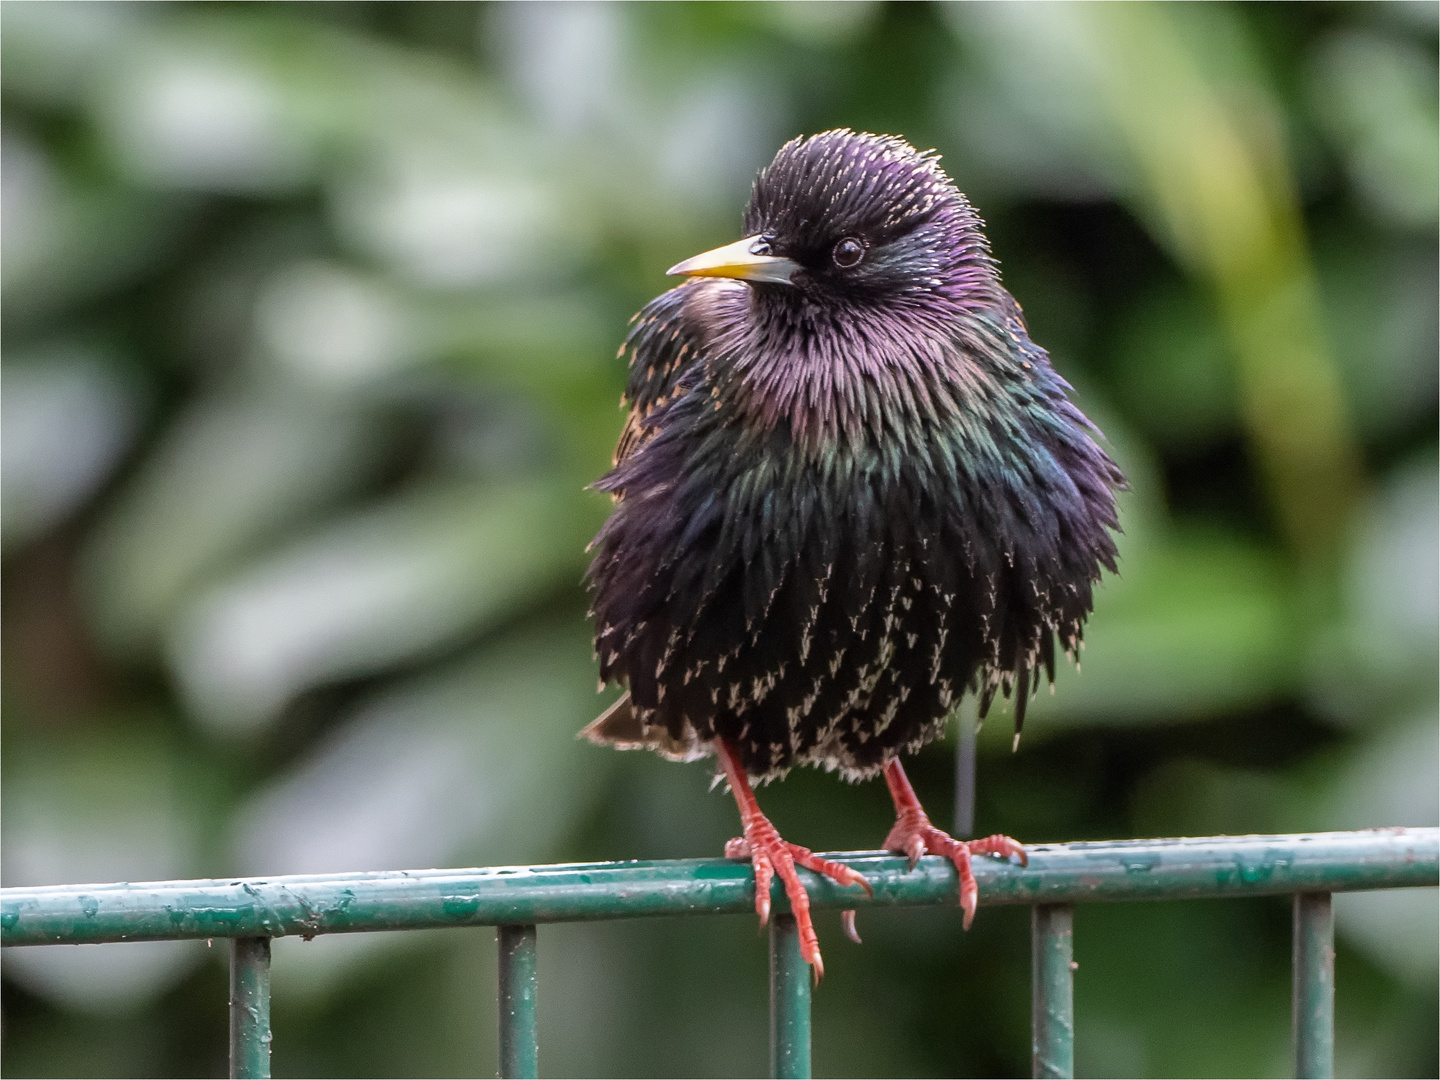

{"left": 3, "top": 828, "right": 1435, "bottom": 1079}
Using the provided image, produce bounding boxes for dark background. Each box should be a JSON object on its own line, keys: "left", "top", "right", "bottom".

{"left": 2, "top": 2, "right": 1436, "bottom": 1076}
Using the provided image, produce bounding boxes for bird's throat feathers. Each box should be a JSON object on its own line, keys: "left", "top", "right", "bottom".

{"left": 699, "top": 278, "right": 1041, "bottom": 457}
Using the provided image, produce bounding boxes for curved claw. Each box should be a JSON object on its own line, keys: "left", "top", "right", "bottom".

{"left": 841, "top": 909, "right": 862, "bottom": 945}
{"left": 887, "top": 821, "right": 1024, "bottom": 931}
{"left": 752, "top": 850, "right": 774, "bottom": 927}
{"left": 971, "top": 833, "right": 1029, "bottom": 867}
{"left": 905, "top": 834, "right": 925, "bottom": 871}
{"left": 881, "top": 757, "right": 1024, "bottom": 931}
{"left": 955, "top": 845, "right": 979, "bottom": 930}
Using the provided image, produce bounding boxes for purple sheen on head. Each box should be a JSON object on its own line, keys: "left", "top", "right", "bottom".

{"left": 742, "top": 129, "right": 999, "bottom": 304}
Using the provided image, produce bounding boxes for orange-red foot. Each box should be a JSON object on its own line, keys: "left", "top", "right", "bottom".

{"left": 717, "top": 740, "right": 871, "bottom": 981}
{"left": 882, "top": 758, "right": 1026, "bottom": 929}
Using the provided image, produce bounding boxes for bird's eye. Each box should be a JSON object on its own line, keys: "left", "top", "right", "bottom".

{"left": 832, "top": 237, "right": 865, "bottom": 268}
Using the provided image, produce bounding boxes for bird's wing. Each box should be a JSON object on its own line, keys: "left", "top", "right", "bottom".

{"left": 581, "top": 280, "right": 725, "bottom": 758}
{"left": 612, "top": 280, "right": 714, "bottom": 468}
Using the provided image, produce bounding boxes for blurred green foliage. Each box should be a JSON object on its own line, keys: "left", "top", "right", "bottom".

{"left": 2, "top": 2, "right": 1436, "bottom": 1077}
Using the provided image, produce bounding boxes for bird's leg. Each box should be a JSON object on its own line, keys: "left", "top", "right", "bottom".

{"left": 717, "top": 739, "right": 871, "bottom": 980}
{"left": 882, "top": 758, "right": 1026, "bottom": 929}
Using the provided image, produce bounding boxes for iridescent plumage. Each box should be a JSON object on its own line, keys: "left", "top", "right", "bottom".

{"left": 586, "top": 130, "right": 1124, "bottom": 783}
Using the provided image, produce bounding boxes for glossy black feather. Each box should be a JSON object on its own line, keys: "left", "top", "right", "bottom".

{"left": 586, "top": 131, "right": 1124, "bottom": 781}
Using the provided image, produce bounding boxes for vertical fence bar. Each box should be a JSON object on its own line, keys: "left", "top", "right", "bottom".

{"left": 769, "top": 913, "right": 812, "bottom": 1079}
{"left": 954, "top": 710, "right": 977, "bottom": 838}
{"left": 1031, "top": 904, "right": 1075, "bottom": 1079}
{"left": 229, "top": 937, "right": 272, "bottom": 1080}
{"left": 498, "top": 924, "right": 539, "bottom": 1079}
{"left": 1292, "top": 892, "right": 1335, "bottom": 1079}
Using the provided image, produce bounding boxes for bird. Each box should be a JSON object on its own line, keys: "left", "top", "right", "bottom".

{"left": 582, "top": 129, "right": 1124, "bottom": 978}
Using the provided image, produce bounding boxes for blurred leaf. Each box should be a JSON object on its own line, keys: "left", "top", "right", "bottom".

{"left": 1110, "top": 281, "right": 1237, "bottom": 452}
{"left": 1, "top": 719, "right": 217, "bottom": 1011}
{"left": 93, "top": 31, "right": 316, "bottom": 194}
{"left": 252, "top": 260, "right": 422, "bottom": 391}
{"left": 1315, "top": 235, "right": 1439, "bottom": 442}
{"left": 1307, "top": 453, "right": 1439, "bottom": 726}
{"left": 166, "top": 478, "right": 602, "bottom": 733}
{"left": 0, "top": 1, "right": 149, "bottom": 108}
{"left": 81, "top": 388, "right": 390, "bottom": 660}
{"left": 1, "top": 134, "right": 195, "bottom": 327}
{"left": 232, "top": 617, "right": 608, "bottom": 996}
{"left": 1021, "top": 527, "right": 1298, "bottom": 729}
{"left": 1, "top": 345, "right": 141, "bottom": 551}
{"left": 1309, "top": 29, "right": 1440, "bottom": 230}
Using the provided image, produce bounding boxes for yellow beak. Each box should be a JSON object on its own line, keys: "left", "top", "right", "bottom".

{"left": 667, "top": 235, "right": 799, "bottom": 286}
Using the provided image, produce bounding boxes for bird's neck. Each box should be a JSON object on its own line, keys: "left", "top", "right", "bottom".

{"left": 709, "top": 286, "right": 1030, "bottom": 453}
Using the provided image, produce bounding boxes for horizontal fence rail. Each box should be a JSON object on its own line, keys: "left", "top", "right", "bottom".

{"left": 3, "top": 829, "right": 1433, "bottom": 946}
{"left": 2, "top": 828, "right": 1436, "bottom": 1080}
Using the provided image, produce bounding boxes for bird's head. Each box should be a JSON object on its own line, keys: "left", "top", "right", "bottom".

{"left": 668, "top": 129, "right": 996, "bottom": 305}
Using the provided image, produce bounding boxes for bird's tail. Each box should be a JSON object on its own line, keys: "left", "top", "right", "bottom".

{"left": 578, "top": 691, "right": 712, "bottom": 763}
{"left": 579, "top": 692, "right": 647, "bottom": 746}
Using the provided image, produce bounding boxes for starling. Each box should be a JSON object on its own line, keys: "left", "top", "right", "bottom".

{"left": 583, "top": 130, "right": 1124, "bottom": 977}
